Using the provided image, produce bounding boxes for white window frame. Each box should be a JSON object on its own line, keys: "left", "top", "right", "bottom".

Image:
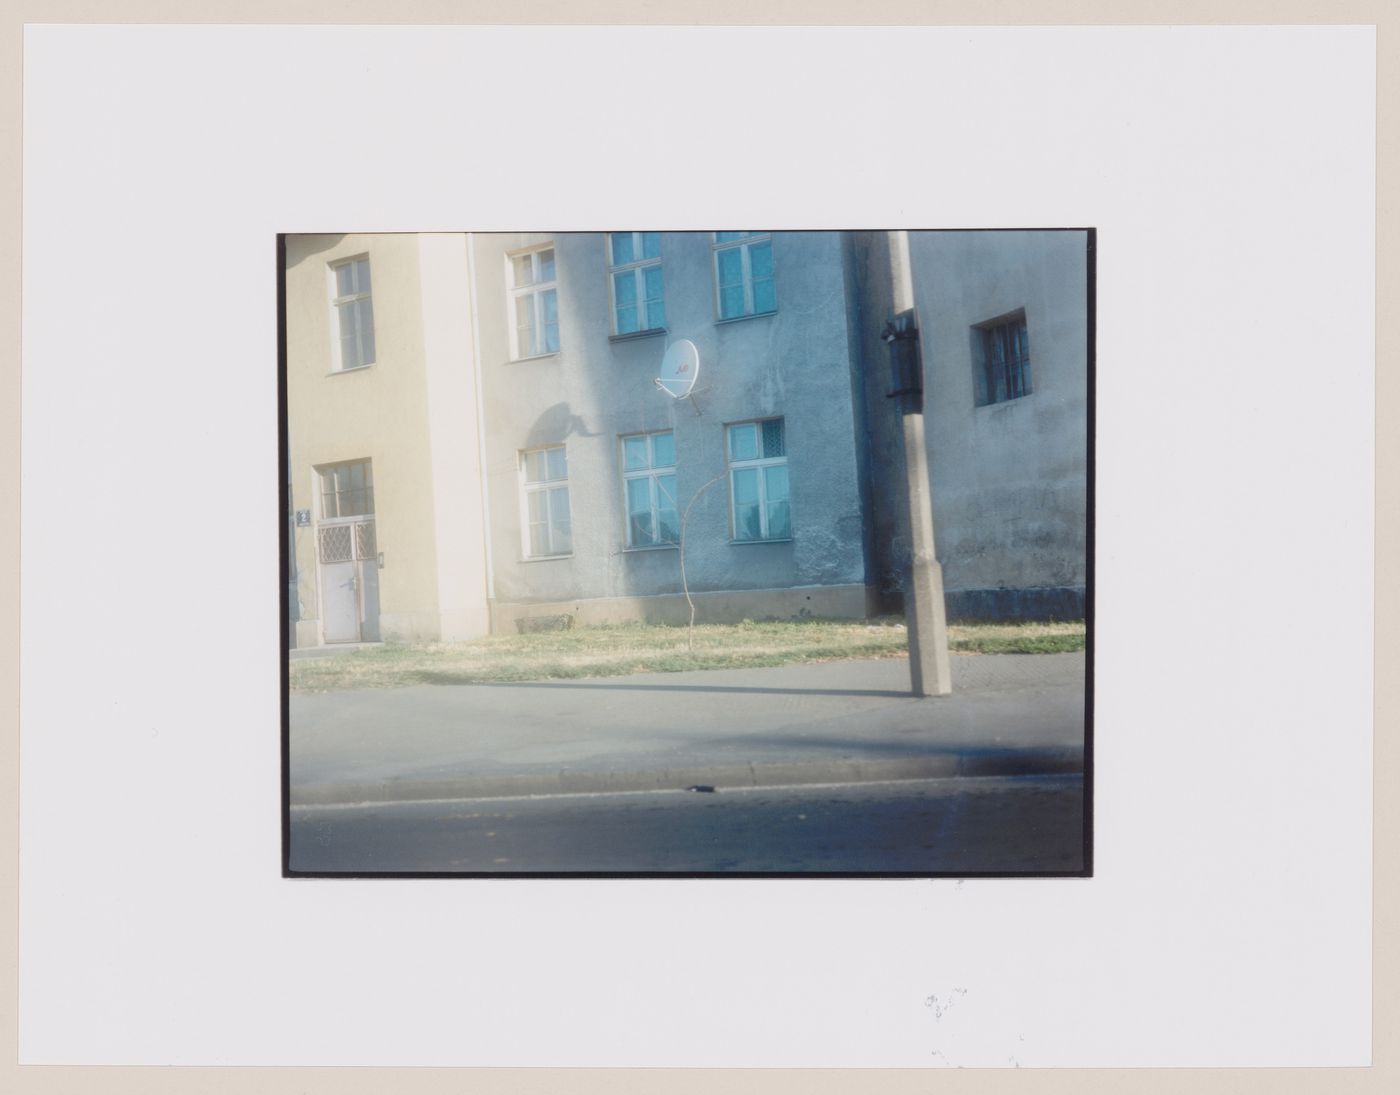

{"left": 726, "top": 417, "right": 791, "bottom": 542}
{"left": 519, "top": 445, "right": 572, "bottom": 559}
{"left": 606, "top": 232, "right": 666, "bottom": 336}
{"left": 620, "top": 431, "right": 679, "bottom": 549}
{"left": 329, "top": 255, "right": 375, "bottom": 372}
{"left": 317, "top": 459, "right": 375, "bottom": 521}
{"left": 712, "top": 232, "right": 776, "bottom": 321}
{"left": 508, "top": 245, "right": 560, "bottom": 360}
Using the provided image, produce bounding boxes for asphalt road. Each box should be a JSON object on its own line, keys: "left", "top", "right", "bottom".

{"left": 288, "top": 773, "right": 1086, "bottom": 875}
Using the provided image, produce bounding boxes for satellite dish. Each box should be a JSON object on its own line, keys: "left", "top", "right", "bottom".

{"left": 655, "top": 339, "right": 700, "bottom": 399}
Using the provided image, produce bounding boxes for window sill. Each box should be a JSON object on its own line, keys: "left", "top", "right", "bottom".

{"left": 715, "top": 309, "right": 777, "bottom": 327}
{"left": 729, "top": 537, "right": 793, "bottom": 546}
{"left": 608, "top": 327, "right": 668, "bottom": 344}
{"left": 327, "top": 363, "right": 375, "bottom": 376}
{"left": 621, "top": 543, "right": 678, "bottom": 554}
{"left": 520, "top": 553, "right": 573, "bottom": 563}
{"left": 509, "top": 352, "right": 562, "bottom": 365}
{"left": 974, "top": 393, "right": 1033, "bottom": 408}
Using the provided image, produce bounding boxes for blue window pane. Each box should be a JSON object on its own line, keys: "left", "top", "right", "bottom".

{"left": 752, "top": 277, "right": 776, "bottom": 314}
{"left": 546, "top": 446, "right": 567, "bottom": 481}
{"left": 734, "top": 501, "right": 762, "bottom": 541}
{"left": 646, "top": 298, "right": 666, "bottom": 330}
{"left": 749, "top": 242, "right": 773, "bottom": 279}
{"left": 643, "top": 264, "right": 664, "bottom": 300}
{"left": 528, "top": 490, "right": 547, "bottom": 523}
{"left": 766, "top": 500, "right": 791, "bottom": 540}
{"left": 543, "top": 289, "right": 558, "bottom": 323}
{"left": 658, "top": 503, "right": 679, "bottom": 543}
{"left": 336, "top": 263, "right": 354, "bottom": 296}
{"left": 720, "top": 285, "right": 745, "bottom": 318}
{"left": 763, "top": 463, "right": 788, "bottom": 502}
{"left": 614, "top": 270, "right": 637, "bottom": 306}
{"left": 338, "top": 301, "right": 356, "bottom": 342}
{"left": 539, "top": 249, "right": 555, "bottom": 282}
{"left": 610, "top": 233, "right": 634, "bottom": 266}
{"left": 355, "top": 258, "right": 371, "bottom": 293}
{"left": 717, "top": 247, "right": 743, "bottom": 287}
{"left": 629, "top": 514, "right": 654, "bottom": 546}
{"left": 626, "top": 476, "right": 651, "bottom": 516}
{"left": 762, "top": 418, "right": 785, "bottom": 458}
{"left": 651, "top": 432, "right": 675, "bottom": 467}
{"left": 623, "top": 436, "right": 649, "bottom": 470}
{"left": 729, "top": 423, "right": 758, "bottom": 461}
{"left": 512, "top": 254, "right": 534, "bottom": 288}
{"left": 553, "top": 523, "right": 572, "bottom": 555}
{"left": 657, "top": 472, "right": 677, "bottom": 509}
{"left": 616, "top": 306, "right": 638, "bottom": 334}
{"left": 641, "top": 232, "right": 661, "bottom": 259}
{"left": 732, "top": 467, "right": 759, "bottom": 505}
{"left": 544, "top": 323, "right": 560, "bottom": 354}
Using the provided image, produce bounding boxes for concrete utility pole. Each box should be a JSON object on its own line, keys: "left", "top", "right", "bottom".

{"left": 884, "top": 231, "right": 953, "bottom": 697}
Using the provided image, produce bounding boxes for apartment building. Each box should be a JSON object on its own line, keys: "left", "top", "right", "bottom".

{"left": 284, "top": 230, "right": 1088, "bottom": 647}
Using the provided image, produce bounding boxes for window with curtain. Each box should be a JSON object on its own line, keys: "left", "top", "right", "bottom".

{"left": 726, "top": 418, "right": 790, "bottom": 542}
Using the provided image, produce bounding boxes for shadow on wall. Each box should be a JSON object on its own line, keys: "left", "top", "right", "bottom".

{"left": 525, "top": 402, "right": 599, "bottom": 447}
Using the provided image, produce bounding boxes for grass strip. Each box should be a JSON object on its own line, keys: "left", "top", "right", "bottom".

{"left": 290, "top": 618, "right": 1084, "bottom": 693}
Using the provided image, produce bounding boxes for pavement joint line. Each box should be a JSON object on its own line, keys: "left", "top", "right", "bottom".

{"left": 290, "top": 770, "right": 1084, "bottom": 813}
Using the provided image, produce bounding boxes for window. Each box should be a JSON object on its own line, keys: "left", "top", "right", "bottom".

{"left": 607, "top": 232, "right": 666, "bottom": 335}
{"left": 331, "top": 257, "right": 375, "bottom": 370}
{"left": 319, "top": 460, "right": 374, "bottom": 518}
{"left": 521, "top": 445, "right": 572, "bottom": 557}
{"left": 727, "top": 418, "right": 790, "bottom": 542}
{"left": 621, "top": 431, "right": 678, "bottom": 548}
{"left": 975, "top": 313, "right": 1032, "bottom": 406}
{"left": 509, "top": 246, "right": 560, "bottom": 359}
{"left": 713, "top": 232, "right": 776, "bottom": 320}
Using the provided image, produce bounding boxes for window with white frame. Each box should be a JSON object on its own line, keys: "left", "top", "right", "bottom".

{"left": 318, "top": 459, "right": 375, "bottom": 518}
{"left": 521, "top": 445, "right": 572, "bottom": 557}
{"left": 727, "top": 418, "right": 790, "bottom": 541}
{"left": 713, "top": 232, "right": 776, "bottom": 320}
{"left": 621, "top": 431, "right": 678, "bottom": 548}
{"left": 607, "top": 232, "right": 666, "bottom": 335}
{"left": 331, "top": 257, "right": 375, "bottom": 370}
{"left": 509, "top": 246, "right": 560, "bottom": 359}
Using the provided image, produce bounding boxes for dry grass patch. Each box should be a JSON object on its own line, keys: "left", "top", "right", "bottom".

{"left": 289, "top": 617, "right": 1084, "bottom": 693}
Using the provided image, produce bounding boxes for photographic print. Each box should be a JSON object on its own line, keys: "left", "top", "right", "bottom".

{"left": 282, "top": 229, "right": 1092, "bottom": 876}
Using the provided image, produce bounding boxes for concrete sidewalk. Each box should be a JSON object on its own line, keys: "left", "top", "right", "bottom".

{"left": 289, "top": 653, "right": 1086, "bottom": 806}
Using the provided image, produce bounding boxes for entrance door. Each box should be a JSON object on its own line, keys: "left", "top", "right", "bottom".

{"left": 317, "top": 519, "right": 378, "bottom": 643}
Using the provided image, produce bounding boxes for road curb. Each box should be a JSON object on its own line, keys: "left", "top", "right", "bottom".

{"left": 290, "top": 746, "right": 1084, "bottom": 807}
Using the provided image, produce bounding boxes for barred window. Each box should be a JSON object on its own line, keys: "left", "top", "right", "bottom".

{"left": 975, "top": 313, "right": 1032, "bottom": 406}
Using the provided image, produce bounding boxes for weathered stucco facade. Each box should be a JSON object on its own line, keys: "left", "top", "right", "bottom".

{"left": 852, "top": 230, "right": 1089, "bottom": 621}
{"left": 284, "top": 229, "right": 1088, "bottom": 645}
